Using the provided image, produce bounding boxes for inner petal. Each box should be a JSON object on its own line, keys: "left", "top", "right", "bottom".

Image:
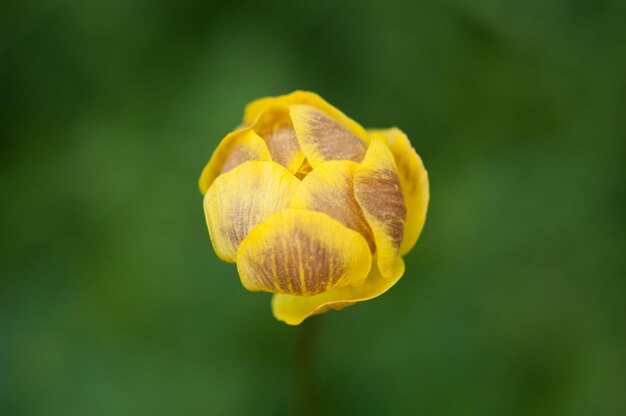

{"left": 289, "top": 105, "right": 368, "bottom": 167}
{"left": 254, "top": 106, "right": 306, "bottom": 174}
{"left": 290, "top": 161, "right": 375, "bottom": 252}
{"left": 295, "top": 159, "right": 313, "bottom": 180}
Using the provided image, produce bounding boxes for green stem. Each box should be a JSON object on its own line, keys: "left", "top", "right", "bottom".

{"left": 296, "top": 316, "right": 321, "bottom": 416}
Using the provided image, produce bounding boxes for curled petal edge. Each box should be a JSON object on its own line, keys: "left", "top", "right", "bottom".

{"left": 199, "top": 128, "right": 272, "bottom": 194}
{"left": 244, "top": 90, "right": 369, "bottom": 142}
{"left": 271, "top": 258, "right": 405, "bottom": 325}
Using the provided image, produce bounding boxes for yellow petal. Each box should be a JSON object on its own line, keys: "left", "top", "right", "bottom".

{"left": 253, "top": 105, "right": 305, "bottom": 174}
{"left": 198, "top": 128, "right": 272, "bottom": 194}
{"left": 354, "top": 136, "right": 407, "bottom": 278}
{"left": 204, "top": 161, "right": 300, "bottom": 263}
{"left": 290, "top": 104, "right": 369, "bottom": 167}
{"left": 243, "top": 97, "right": 275, "bottom": 125}
{"left": 236, "top": 209, "right": 372, "bottom": 296}
{"left": 370, "top": 128, "right": 429, "bottom": 255}
{"left": 289, "top": 161, "right": 375, "bottom": 252}
{"left": 244, "top": 91, "right": 369, "bottom": 141}
{"left": 272, "top": 258, "right": 405, "bottom": 325}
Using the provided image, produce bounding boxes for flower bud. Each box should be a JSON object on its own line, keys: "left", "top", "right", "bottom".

{"left": 199, "top": 91, "right": 429, "bottom": 325}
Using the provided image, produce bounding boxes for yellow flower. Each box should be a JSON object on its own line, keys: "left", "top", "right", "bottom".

{"left": 199, "top": 91, "right": 429, "bottom": 325}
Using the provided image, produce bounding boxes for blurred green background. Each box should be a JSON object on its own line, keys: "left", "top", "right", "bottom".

{"left": 2, "top": 0, "right": 625, "bottom": 415}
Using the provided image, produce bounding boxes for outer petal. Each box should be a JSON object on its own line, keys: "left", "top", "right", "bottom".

{"left": 289, "top": 160, "right": 375, "bottom": 252}
{"left": 198, "top": 128, "right": 271, "bottom": 194}
{"left": 290, "top": 105, "right": 369, "bottom": 167}
{"left": 236, "top": 209, "right": 372, "bottom": 296}
{"left": 253, "top": 104, "right": 305, "bottom": 174}
{"left": 370, "top": 128, "right": 429, "bottom": 255}
{"left": 354, "top": 136, "right": 407, "bottom": 278}
{"left": 204, "top": 161, "right": 300, "bottom": 263}
{"left": 244, "top": 90, "right": 369, "bottom": 141}
{"left": 272, "top": 258, "right": 405, "bottom": 325}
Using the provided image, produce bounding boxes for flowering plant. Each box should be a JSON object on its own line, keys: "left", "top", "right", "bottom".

{"left": 199, "top": 91, "right": 429, "bottom": 325}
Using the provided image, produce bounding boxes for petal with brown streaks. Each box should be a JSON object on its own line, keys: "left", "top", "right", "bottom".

{"left": 203, "top": 161, "right": 300, "bottom": 262}
{"left": 237, "top": 209, "right": 372, "bottom": 295}
{"left": 354, "top": 136, "right": 407, "bottom": 278}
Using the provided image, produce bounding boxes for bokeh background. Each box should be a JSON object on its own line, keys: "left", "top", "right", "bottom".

{"left": 2, "top": 0, "right": 625, "bottom": 415}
